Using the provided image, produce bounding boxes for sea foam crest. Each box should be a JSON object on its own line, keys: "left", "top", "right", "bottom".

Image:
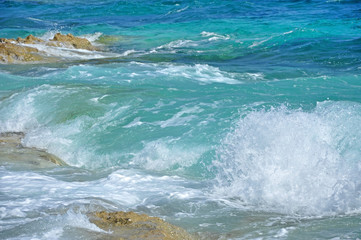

{"left": 201, "top": 31, "right": 230, "bottom": 41}
{"left": 157, "top": 64, "right": 240, "bottom": 84}
{"left": 131, "top": 139, "right": 205, "bottom": 171}
{"left": 214, "top": 101, "right": 361, "bottom": 216}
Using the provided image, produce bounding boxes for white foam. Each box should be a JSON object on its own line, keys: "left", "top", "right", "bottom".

{"left": 0, "top": 167, "right": 205, "bottom": 222}
{"left": 155, "top": 40, "right": 198, "bottom": 50}
{"left": 120, "top": 49, "right": 137, "bottom": 56}
{"left": 201, "top": 31, "right": 230, "bottom": 41}
{"left": 155, "top": 106, "right": 202, "bottom": 128}
{"left": 156, "top": 63, "right": 241, "bottom": 84}
{"left": 80, "top": 32, "right": 103, "bottom": 43}
{"left": 39, "top": 31, "right": 59, "bottom": 41}
{"left": 41, "top": 228, "right": 64, "bottom": 240}
{"left": 21, "top": 42, "right": 120, "bottom": 60}
{"left": 123, "top": 117, "right": 143, "bottom": 128}
{"left": 131, "top": 139, "right": 206, "bottom": 171}
{"left": 0, "top": 86, "right": 46, "bottom": 132}
{"left": 248, "top": 30, "right": 295, "bottom": 48}
{"left": 214, "top": 101, "right": 361, "bottom": 216}
{"left": 165, "top": 6, "right": 189, "bottom": 15}
{"left": 65, "top": 209, "right": 107, "bottom": 233}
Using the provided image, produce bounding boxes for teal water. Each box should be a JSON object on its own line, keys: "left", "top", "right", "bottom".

{"left": 1, "top": 0, "right": 361, "bottom": 239}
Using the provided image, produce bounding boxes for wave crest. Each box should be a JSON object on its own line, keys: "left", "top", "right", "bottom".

{"left": 214, "top": 102, "right": 361, "bottom": 215}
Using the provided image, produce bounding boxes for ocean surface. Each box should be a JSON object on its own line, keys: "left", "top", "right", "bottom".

{"left": 1, "top": 0, "right": 361, "bottom": 239}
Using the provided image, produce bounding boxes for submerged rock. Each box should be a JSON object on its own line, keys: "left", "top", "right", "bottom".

{"left": 0, "top": 33, "right": 97, "bottom": 63}
{"left": 90, "top": 211, "right": 195, "bottom": 240}
{"left": 0, "top": 132, "right": 66, "bottom": 168}
{"left": 96, "top": 35, "right": 124, "bottom": 45}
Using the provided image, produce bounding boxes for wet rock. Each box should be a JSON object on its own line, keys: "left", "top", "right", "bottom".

{"left": 0, "top": 132, "right": 25, "bottom": 145}
{"left": 0, "top": 41, "right": 43, "bottom": 63}
{"left": 0, "top": 33, "right": 97, "bottom": 63}
{"left": 90, "top": 211, "right": 196, "bottom": 240}
{"left": 0, "top": 132, "right": 66, "bottom": 168}
{"left": 16, "top": 34, "right": 44, "bottom": 44}
{"left": 96, "top": 35, "right": 123, "bottom": 45}
{"left": 48, "top": 33, "right": 96, "bottom": 50}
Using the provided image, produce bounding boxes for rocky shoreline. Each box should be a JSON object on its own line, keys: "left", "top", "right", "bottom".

{"left": 0, "top": 33, "right": 98, "bottom": 63}
{"left": 0, "top": 131, "right": 196, "bottom": 239}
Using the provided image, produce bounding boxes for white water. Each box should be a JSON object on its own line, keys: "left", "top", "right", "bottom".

{"left": 1, "top": 62, "right": 361, "bottom": 238}
{"left": 0, "top": 166, "right": 206, "bottom": 238}
{"left": 214, "top": 101, "right": 361, "bottom": 216}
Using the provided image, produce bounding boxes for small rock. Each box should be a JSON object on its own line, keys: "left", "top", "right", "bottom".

{"left": 0, "top": 132, "right": 67, "bottom": 168}
{"left": 90, "top": 211, "right": 196, "bottom": 240}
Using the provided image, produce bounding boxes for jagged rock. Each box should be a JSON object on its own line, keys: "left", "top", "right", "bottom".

{"left": 0, "top": 33, "right": 97, "bottom": 63}
{"left": 16, "top": 34, "right": 44, "bottom": 44}
{"left": 48, "top": 33, "right": 96, "bottom": 50}
{"left": 90, "top": 211, "right": 195, "bottom": 240}
{"left": 0, "top": 132, "right": 66, "bottom": 168}
{"left": 0, "top": 41, "right": 43, "bottom": 63}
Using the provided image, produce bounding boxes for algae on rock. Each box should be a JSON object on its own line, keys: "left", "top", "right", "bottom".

{"left": 90, "top": 211, "right": 196, "bottom": 240}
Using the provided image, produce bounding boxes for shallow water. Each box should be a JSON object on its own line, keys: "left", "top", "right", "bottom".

{"left": 1, "top": 0, "right": 361, "bottom": 239}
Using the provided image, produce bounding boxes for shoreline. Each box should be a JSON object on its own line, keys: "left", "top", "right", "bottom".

{"left": 0, "top": 131, "right": 197, "bottom": 240}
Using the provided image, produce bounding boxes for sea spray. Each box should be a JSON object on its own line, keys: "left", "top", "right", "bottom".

{"left": 214, "top": 101, "right": 361, "bottom": 216}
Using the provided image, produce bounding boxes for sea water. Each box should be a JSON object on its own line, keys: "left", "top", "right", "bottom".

{"left": 1, "top": 0, "right": 361, "bottom": 239}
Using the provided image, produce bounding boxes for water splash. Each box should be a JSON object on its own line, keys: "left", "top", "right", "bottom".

{"left": 214, "top": 101, "right": 361, "bottom": 215}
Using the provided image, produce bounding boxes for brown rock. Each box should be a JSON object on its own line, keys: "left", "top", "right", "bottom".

{"left": 0, "top": 38, "right": 15, "bottom": 44}
{"left": 0, "top": 33, "right": 97, "bottom": 63}
{"left": 0, "top": 42, "right": 43, "bottom": 63}
{"left": 91, "top": 211, "right": 196, "bottom": 240}
{"left": 49, "top": 33, "right": 96, "bottom": 50}
{"left": 16, "top": 34, "right": 44, "bottom": 44}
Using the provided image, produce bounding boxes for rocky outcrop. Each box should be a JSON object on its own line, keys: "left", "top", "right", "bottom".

{"left": 0, "top": 33, "right": 97, "bottom": 63}
{"left": 90, "top": 211, "right": 195, "bottom": 240}
{"left": 48, "top": 33, "right": 96, "bottom": 50}
{"left": 16, "top": 34, "right": 45, "bottom": 44}
{"left": 0, "top": 41, "right": 43, "bottom": 63}
{"left": 0, "top": 132, "right": 66, "bottom": 168}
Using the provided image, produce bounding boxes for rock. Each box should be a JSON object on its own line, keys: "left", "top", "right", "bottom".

{"left": 0, "top": 41, "right": 43, "bottom": 63}
{"left": 0, "top": 33, "right": 97, "bottom": 63}
{"left": 90, "top": 211, "right": 196, "bottom": 240}
{"left": 16, "top": 34, "right": 44, "bottom": 44}
{"left": 48, "top": 33, "right": 96, "bottom": 50}
{"left": 0, "top": 132, "right": 66, "bottom": 168}
{"left": 96, "top": 35, "right": 123, "bottom": 45}
{"left": 0, "top": 132, "right": 25, "bottom": 145}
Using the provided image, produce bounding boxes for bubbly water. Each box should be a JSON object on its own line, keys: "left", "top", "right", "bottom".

{"left": 1, "top": 0, "right": 361, "bottom": 239}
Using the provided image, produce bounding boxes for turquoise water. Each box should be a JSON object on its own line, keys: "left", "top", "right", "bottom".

{"left": 1, "top": 0, "right": 361, "bottom": 239}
